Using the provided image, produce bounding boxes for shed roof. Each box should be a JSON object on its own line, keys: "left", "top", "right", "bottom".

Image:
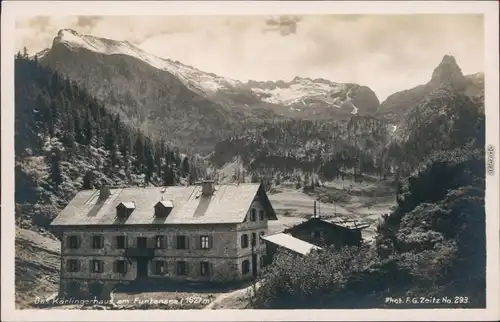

{"left": 285, "top": 216, "right": 370, "bottom": 232}
{"left": 262, "top": 232, "right": 322, "bottom": 256}
{"left": 51, "top": 183, "right": 277, "bottom": 226}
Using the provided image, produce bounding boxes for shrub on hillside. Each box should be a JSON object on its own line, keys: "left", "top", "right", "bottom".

{"left": 253, "top": 246, "right": 370, "bottom": 309}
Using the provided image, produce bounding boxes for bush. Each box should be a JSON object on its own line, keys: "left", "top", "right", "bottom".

{"left": 253, "top": 246, "right": 370, "bottom": 309}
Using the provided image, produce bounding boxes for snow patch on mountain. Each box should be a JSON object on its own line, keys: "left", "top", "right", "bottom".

{"left": 250, "top": 77, "right": 343, "bottom": 106}
{"left": 39, "top": 29, "right": 380, "bottom": 117}
{"left": 50, "top": 29, "right": 242, "bottom": 96}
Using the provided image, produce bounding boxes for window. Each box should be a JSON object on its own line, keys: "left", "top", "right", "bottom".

{"left": 91, "top": 260, "right": 103, "bottom": 273}
{"left": 241, "top": 234, "right": 249, "bottom": 248}
{"left": 68, "top": 236, "right": 79, "bottom": 249}
{"left": 259, "top": 232, "right": 265, "bottom": 244}
{"left": 155, "top": 260, "right": 166, "bottom": 275}
{"left": 176, "top": 261, "right": 187, "bottom": 275}
{"left": 260, "top": 255, "right": 265, "bottom": 268}
{"left": 137, "top": 237, "right": 148, "bottom": 249}
{"left": 88, "top": 282, "right": 103, "bottom": 297}
{"left": 242, "top": 260, "right": 250, "bottom": 275}
{"left": 155, "top": 236, "right": 166, "bottom": 249}
{"left": 251, "top": 233, "right": 257, "bottom": 246}
{"left": 259, "top": 210, "right": 265, "bottom": 221}
{"left": 67, "top": 281, "right": 80, "bottom": 295}
{"left": 115, "top": 260, "right": 127, "bottom": 274}
{"left": 176, "top": 236, "right": 187, "bottom": 249}
{"left": 250, "top": 209, "right": 256, "bottom": 221}
{"left": 67, "top": 259, "right": 80, "bottom": 272}
{"left": 116, "top": 236, "right": 126, "bottom": 249}
{"left": 200, "top": 236, "right": 210, "bottom": 249}
{"left": 116, "top": 202, "right": 135, "bottom": 218}
{"left": 155, "top": 201, "right": 173, "bottom": 217}
{"left": 92, "top": 235, "right": 103, "bottom": 249}
{"left": 200, "top": 262, "right": 210, "bottom": 276}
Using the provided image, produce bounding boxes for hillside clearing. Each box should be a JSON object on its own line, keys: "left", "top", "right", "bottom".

{"left": 15, "top": 228, "right": 61, "bottom": 309}
{"left": 267, "top": 179, "right": 396, "bottom": 241}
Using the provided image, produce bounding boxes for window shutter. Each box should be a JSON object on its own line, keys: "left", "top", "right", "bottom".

{"left": 185, "top": 236, "right": 190, "bottom": 249}
{"left": 113, "top": 260, "right": 117, "bottom": 273}
{"left": 77, "top": 236, "right": 82, "bottom": 248}
{"left": 89, "top": 259, "right": 93, "bottom": 273}
{"left": 197, "top": 236, "right": 202, "bottom": 249}
{"left": 209, "top": 236, "right": 213, "bottom": 249}
{"left": 66, "top": 236, "right": 70, "bottom": 249}
{"left": 77, "top": 259, "right": 81, "bottom": 272}
{"left": 185, "top": 262, "right": 190, "bottom": 275}
{"left": 146, "top": 237, "right": 154, "bottom": 249}
{"left": 124, "top": 261, "right": 128, "bottom": 274}
{"left": 173, "top": 236, "right": 177, "bottom": 249}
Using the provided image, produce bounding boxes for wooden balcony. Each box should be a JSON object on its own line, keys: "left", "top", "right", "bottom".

{"left": 125, "top": 247, "right": 155, "bottom": 258}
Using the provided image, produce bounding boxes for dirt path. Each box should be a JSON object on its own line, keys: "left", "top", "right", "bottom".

{"left": 203, "top": 280, "right": 262, "bottom": 310}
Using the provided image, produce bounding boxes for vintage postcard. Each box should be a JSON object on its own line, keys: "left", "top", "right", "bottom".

{"left": 1, "top": 1, "right": 499, "bottom": 321}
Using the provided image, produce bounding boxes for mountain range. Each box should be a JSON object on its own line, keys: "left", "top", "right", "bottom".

{"left": 33, "top": 29, "right": 484, "bottom": 160}
{"left": 33, "top": 29, "right": 382, "bottom": 150}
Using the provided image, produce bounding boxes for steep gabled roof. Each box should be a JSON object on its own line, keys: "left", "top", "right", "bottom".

{"left": 117, "top": 202, "right": 136, "bottom": 209}
{"left": 155, "top": 200, "right": 174, "bottom": 208}
{"left": 51, "top": 183, "right": 277, "bottom": 226}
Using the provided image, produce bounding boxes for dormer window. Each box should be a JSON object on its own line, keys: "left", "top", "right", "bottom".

{"left": 116, "top": 202, "right": 135, "bottom": 218}
{"left": 155, "top": 200, "right": 174, "bottom": 217}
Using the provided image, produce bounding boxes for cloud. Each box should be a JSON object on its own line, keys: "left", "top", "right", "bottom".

{"left": 76, "top": 16, "right": 102, "bottom": 28}
{"left": 15, "top": 14, "right": 484, "bottom": 101}
{"left": 264, "top": 15, "right": 302, "bottom": 36}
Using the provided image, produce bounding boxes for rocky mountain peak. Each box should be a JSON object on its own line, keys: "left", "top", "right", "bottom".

{"left": 58, "top": 28, "right": 80, "bottom": 36}
{"left": 429, "top": 54, "right": 466, "bottom": 88}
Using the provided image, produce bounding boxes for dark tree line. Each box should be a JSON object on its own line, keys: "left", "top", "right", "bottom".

{"left": 212, "top": 89, "right": 485, "bottom": 186}
{"left": 211, "top": 117, "right": 394, "bottom": 183}
{"left": 15, "top": 53, "right": 203, "bottom": 203}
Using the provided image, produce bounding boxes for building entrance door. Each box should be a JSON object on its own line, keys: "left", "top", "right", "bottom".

{"left": 137, "top": 258, "right": 148, "bottom": 278}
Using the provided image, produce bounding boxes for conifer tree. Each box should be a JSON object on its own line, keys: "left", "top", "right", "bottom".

{"left": 181, "top": 156, "right": 190, "bottom": 177}
{"left": 49, "top": 150, "right": 63, "bottom": 188}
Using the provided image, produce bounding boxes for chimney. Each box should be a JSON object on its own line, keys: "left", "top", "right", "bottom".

{"left": 201, "top": 180, "right": 215, "bottom": 196}
{"left": 99, "top": 186, "right": 111, "bottom": 201}
{"left": 313, "top": 200, "right": 317, "bottom": 218}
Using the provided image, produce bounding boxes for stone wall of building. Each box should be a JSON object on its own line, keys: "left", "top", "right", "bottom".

{"left": 148, "top": 257, "right": 239, "bottom": 282}
{"left": 62, "top": 224, "right": 240, "bottom": 258}
{"left": 57, "top": 197, "right": 273, "bottom": 298}
{"left": 235, "top": 199, "right": 269, "bottom": 277}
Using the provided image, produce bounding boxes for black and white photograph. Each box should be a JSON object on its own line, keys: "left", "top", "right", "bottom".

{"left": 1, "top": 1, "right": 499, "bottom": 321}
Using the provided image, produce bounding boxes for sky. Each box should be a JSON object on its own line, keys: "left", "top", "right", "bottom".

{"left": 15, "top": 14, "right": 484, "bottom": 101}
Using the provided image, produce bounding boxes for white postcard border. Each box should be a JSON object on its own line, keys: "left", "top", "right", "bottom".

{"left": 1, "top": 1, "right": 499, "bottom": 321}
